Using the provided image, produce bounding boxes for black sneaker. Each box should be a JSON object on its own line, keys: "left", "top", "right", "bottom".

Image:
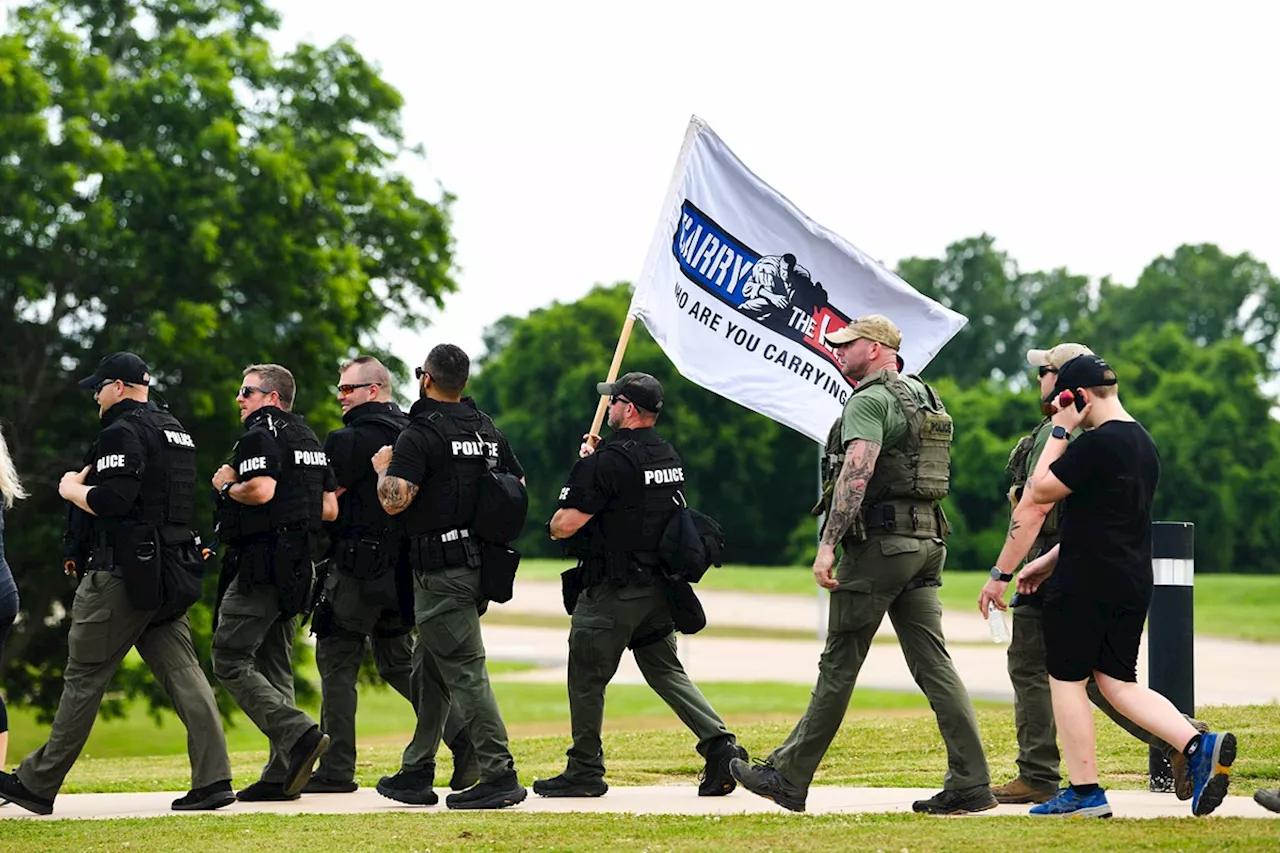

{"left": 283, "top": 727, "right": 330, "bottom": 796}
{"left": 912, "top": 785, "right": 998, "bottom": 815}
{"left": 376, "top": 769, "right": 438, "bottom": 806}
{"left": 445, "top": 772, "right": 527, "bottom": 810}
{"left": 532, "top": 774, "right": 609, "bottom": 798}
{"left": 1254, "top": 788, "right": 1280, "bottom": 814}
{"left": 448, "top": 731, "right": 481, "bottom": 791}
{"left": 699, "top": 737, "right": 749, "bottom": 797}
{"left": 729, "top": 757, "right": 806, "bottom": 812}
{"left": 235, "top": 780, "right": 300, "bottom": 802}
{"left": 301, "top": 775, "right": 358, "bottom": 794}
{"left": 172, "top": 779, "right": 236, "bottom": 811}
{"left": 0, "top": 771, "right": 54, "bottom": 816}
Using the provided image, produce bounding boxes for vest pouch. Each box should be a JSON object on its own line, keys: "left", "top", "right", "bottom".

{"left": 151, "top": 539, "right": 205, "bottom": 625}
{"left": 336, "top": 536, "right": 387, "bottom": 580}
{"left": 914, "top": 412, "right": 953, "bottom": 500}
{"left": 561, "top": 565, "right": 585, "bottom": 615}
{"left": 479, "top": 541, "right": 520, "bottom": 604}
{"left": 273, "top": 528, "right": 315, "bottom": 617}
{"left": 118, "top": 525, "right": 163, "bottom": 612}
{"left": 473, "top": 469, "right": 529, "bottom": 544}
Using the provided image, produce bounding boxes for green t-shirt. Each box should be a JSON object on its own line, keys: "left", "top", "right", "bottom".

{"left": 840, "top": 370, "right": 931, "bottom": 449}
{"left": 1026, "top": 421, "right": 1080, "bottom": 478}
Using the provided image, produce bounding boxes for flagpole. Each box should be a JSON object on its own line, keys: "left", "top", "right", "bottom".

{"left": 584, "top": 313, "right": 636, "bottom": 451}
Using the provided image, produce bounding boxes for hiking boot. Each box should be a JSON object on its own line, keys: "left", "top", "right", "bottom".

{"left": 1187, "top": 731, "right": 1236, "bottom": 816}
{"left": 445, "top": 772, "right": 527, "bottom": 810}
{"left": 699, "top": 736, "right": 748, "bottom": 797}
{"left": 376, "top": 769, "right": 438, "bottom": 806}
{"left": 0, "top": 771, "right": 54, "bottom": 815}
{"left": 1171, "top": 716, "right": 1211, "bottom": 801}
{"left": 729, "top": 757, "right": 806, "bottom": 812}
{"left": 992, "top": 776, "right": 1058, "bottom": 804}
{"left": 912, "top": 784, "right": 998, "bottom": 815}
{"left": 1254, "top": 788, "right": 1280, "bottom": 814}
{"left": 172, "top": 779, "right": 235, "bottom": 811}
{"left": 1029, "top": 786, "right": 1113, "bottom": 818}
{"left": 301, "top": 775, "right": 359, "bottom": 794}
{"left": 283, "top": 727, "right": 330, "bottom": 796}
{"left": 235, "top": 780, "right": 300, "bottom": 802}
{"left": 448, "top": 731, "right": 481, "bottom": 791}
{"left": 532, "top": 774, "right": 609, "bottom": 798}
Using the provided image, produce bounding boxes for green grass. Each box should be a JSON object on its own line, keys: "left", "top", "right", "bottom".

{"left": 517, "top": 560, "right": 1280, "bottom": 641}
{"left": 4, "top": 813, "right": 1280, "bottom": 853}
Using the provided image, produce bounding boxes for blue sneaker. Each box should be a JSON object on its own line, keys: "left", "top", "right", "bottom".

{"left": 1029, "top": 787, "right": 1113, "bottom": 818}
{"left": 1187, "top": 731, "right": 1236, "bottom": 816}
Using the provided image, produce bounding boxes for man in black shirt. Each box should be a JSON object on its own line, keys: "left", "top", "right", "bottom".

{"left": 1019, "top": 354, "right": 1236, "bottom": 818}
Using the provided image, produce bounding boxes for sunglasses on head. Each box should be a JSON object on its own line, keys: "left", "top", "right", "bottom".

{"left": 1037, "top": 366, "right": 1057, "bottom": 378}
{"left": 337, "top": 382, "right": 376, "bottom": 395}
{"left": 238, "top": 385, "right": 273, "bottom": 399}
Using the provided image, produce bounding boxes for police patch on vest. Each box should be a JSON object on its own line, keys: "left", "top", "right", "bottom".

{"left": 97, "top": 453, "right": 126, "bottom": 472}
{"left": 293, "top": 450, "right": 329, "bottom": 467}
{"left": 239, "top": 456, "right": 268, "bottom": 475}
{"left": 644, "top": 466, "right": 685, "bottom": 486}
{"left": 451, "top": 439, "right": 498, "bottom": 458}
{"left": 922, "top": 414, "right": 953, "bottom": 442}
{"left": 162, "top": 429, "right": 196, "bottom": 448}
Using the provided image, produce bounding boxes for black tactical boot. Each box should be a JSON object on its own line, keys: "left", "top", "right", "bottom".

{"left": 235, "top": 780, "right": 300, "bottom": 802}
{"left": 912, "top": 785, "right": 998, "bottom": 814}
{"left": 301, "top": 775, "right": 359, "bottom": 794}
{"left": 172, "top": 779, "right": 236, "bottom": 810}
{"left": 283, "top": 727, "right": 330, "bottom": 796}
{"left": 448, "top": 731, "right": 482, "bottom": 791}
{"left": 445, "top": 771, "right": 527, "bottom": 810}
{"left": 729, "top": 757, "right": 806, "bottom": 812}
{"left": 532, "top": 774, "right": 609, "bottom": 798}
{"left": 0, "top": 771, "right": 54, "bottom": 816}
{"left": 376, "top": 769, "right": 438, "bottom": 806}
{"left": 699, "top": 736, "right": 748, "bottom": 796}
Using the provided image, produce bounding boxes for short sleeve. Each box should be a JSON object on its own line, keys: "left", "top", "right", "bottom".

{"left": 1049, "top": 431, "right": 1099, "bottom": 492}
{"left": 91, "top": 425, "right": 147, "bottom": 482}
{"left": 498, "top": 433, "right": 525, "bottom": 480}
{"left": 386, "top": 426, "right": 432, "bottom": 486}
{"left": 841, "top": 391, "right": 891, "bottom": 446}
{"left": 234, "top": 429, "right": 284, "bottom": 482}
{"left": 323, "top": 429, "right": 361, "bottom": 491}
{"left": 558, "top": 450, "right": 632, "bottom": 515}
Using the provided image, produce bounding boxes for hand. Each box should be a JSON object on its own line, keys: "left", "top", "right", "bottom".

{"left": 1017, "top": 552, "right": 1056, "bottom": 594}
{"left": 1050, "top": 392, "right": 1092, "bottom": 431}
{"left": 812, "top": 544, "right": 839, "bottom": 591}
{"left": 212, "top": 464, "right": 237, "bottom": 493}
{"left": 978, "top": 578, "right": 1009, "bottom": 618}
{"left": 58, "top": 466, "right": 90, "bottom": 499}
{"left": 579, "top": 433, "right": 600, "bottom": 458}
{"left": 371, "top": 445, "right": 394, "bottom": 474}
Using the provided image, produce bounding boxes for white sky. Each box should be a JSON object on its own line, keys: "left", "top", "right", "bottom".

{"left": 11, "top": 1, "right": 1280, "bottom": 378}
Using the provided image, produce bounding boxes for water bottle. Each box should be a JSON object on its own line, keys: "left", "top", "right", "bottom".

{"left": 987, "top": 608, "right": 1010, "bottom": 644}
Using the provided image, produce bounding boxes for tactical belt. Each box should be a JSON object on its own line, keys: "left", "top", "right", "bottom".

{"left": 411, "top": 528, "right": 479, "bottom": 572}
{"left": 860, "top": 499, "right": 946, "bottom": 539}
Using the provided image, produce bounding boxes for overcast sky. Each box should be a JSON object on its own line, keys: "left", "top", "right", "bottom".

{"left": 11, "top": 1, "right": 1280, "bottom": 379}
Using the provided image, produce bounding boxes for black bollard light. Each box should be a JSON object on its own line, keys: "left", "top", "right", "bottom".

{"left": 1148, "top": 521, "right": 1195, "bottom": 792}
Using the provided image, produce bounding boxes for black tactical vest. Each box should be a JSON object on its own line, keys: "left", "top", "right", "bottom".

{"left": 401, "top": 399, "right": 502, "bottom": 538}
{"left": 581, "top": 429, "right": 684, "bottom": 585}
{"left": 224, "top": 408, "right": 329, "bottom": 542}
{"left": 332, "top": 402, "right": 409, "bottom": 537}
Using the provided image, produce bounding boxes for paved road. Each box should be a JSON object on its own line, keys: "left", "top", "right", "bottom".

{"left": 491, "top": 581, "right": 1280, "bottom": 705}
{"left": 0, "top": 787, "right": 1273, "bottom": 821}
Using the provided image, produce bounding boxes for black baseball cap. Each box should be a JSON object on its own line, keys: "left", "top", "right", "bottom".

{"left": 596, "top": 371, "right": 664, "bottom": 413}
{"left": 77, "top": 352, "right": 151, "bottom": 389}
{"left": 1053, "top": 354, "right": 1117, "bottom": 396}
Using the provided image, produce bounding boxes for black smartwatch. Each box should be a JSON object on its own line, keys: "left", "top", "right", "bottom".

{"left": 220, "top": 481, "right": 234, "bottom": 497}
{"left": 1050, "top": 425, "right": 1070, "bottom": 441}
{"left": 989, "top": 566, "right": 1013, "bottom": 582}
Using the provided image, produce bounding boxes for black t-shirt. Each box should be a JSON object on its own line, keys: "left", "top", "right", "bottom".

{"left": 1050, "top": 419, "right": 1161, "bottom": 600}
{"left": 386, "top": 398, "right": 524, "bottom": 487}
{"left": 556, "top": 432, "right": 642, "bottom": 515}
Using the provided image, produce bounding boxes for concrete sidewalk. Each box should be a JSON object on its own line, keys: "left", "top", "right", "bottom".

{"left": 1, "top": 787, "right": 1274, "bottom": 821}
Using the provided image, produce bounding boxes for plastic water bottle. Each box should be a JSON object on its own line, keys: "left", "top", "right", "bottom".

{"left": 987, "top": 608, "right": 1010, "bottom": 644}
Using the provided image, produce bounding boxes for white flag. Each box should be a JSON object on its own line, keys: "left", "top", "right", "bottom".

{"left": 629, "top": 116, "right": 968, "bottom": 444}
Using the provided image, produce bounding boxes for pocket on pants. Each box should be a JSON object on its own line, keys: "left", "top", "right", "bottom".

{"left": 828, "top": 577, "right": 876, "bottom": 634}
{"left": 69, "top": 601, "right": 116, "bottom": 664}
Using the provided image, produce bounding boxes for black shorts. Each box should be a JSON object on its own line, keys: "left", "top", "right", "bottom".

{"left": 1041, "top": 583, "right": 1149, "bottom": 683}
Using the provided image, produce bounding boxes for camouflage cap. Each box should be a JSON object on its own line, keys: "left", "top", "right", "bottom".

{"left": 1026, "top": 342, "right": 1093, "bottom": 371}
{"left": 824, "top": 314, "right": 903, "bottom": 349}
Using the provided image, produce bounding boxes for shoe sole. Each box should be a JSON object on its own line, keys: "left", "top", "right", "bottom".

{"left": 1193, "top": 733, "right": 1236, "bottom": 817}
{"left": 914, "top": 800, "right": 999, "bottom": 816}
{"left": 532, "top": 785, "right": 608, "bottom": 798}
{"left": 700, "top": 745, "right": 749, "bottom": 797}
{"left": 173, "top": 792, "right": 237, "bottom": 811}
{"left": 446, "top": 786, "right": 528, "bottom": 810}
{"left": 1030, "top": 804, "right": 1114, "bottom": 819}
{"left": 375, "top": 781, "right": 438, "bottom": 806}
{"left": 236, "top": 791, "right": 300, "bottom": 802}
{"left": 283, "top": 733, "right": 331, "bottom": 797}
{"left": 302, "top": 782, "right": 359, "bottom": 795}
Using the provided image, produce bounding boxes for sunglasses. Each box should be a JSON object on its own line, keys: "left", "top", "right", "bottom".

{"left": 610, "top": 395, "right": 632, "bottom": 406}
{"left": 1037, "top": 366, "right": 1057, "bottom": 378}
{"left": 415, "top": 367, "right": 429, "bottom": 380}
{"left": 337, "top": 382, "right": 376, "bottom": 395}
{"left": 238, "top": 385, "right": 273, "bottom": 399}
{"left": 92, "top": 379, "right": 133, "bottom": 397}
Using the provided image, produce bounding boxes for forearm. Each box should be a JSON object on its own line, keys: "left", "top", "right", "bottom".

{"left": 993, "top": 500, "right": 1052, "bottom": 573}
{"left": 548, "top": 507, "right": 590, "bottom": 540}
{"left": 228, "top": 479, "right": 273, "bottom": 506}
{"left": 64, "top": 483, "right": 97, "bottom": 516}
{"left": 376, "top": 470, "right": 419, "bottom": 515}
{"left": 820, "top": 440, "right": 880, "bottom": 547}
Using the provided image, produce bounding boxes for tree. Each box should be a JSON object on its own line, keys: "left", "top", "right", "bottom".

{"left": 0, "top": 0, "right": 456, "bottom": 717}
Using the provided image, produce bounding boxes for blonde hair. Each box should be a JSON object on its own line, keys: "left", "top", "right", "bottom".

{"left": 0, "top": 425, "right": 28, "bottom": 509}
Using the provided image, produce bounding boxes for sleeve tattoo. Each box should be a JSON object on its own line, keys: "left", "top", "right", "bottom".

{"left": 821, "top": 439, "right": 881, "bottom": 546}
{"left": 377, "top": 471, "right": 420, "bottom": 514}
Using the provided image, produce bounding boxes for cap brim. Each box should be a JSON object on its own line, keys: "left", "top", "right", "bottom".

{"left": 1026, "top": 349, "right": 1051, "bottom": 367}
{"left": 595, "top": 381, "right": 618, "bottom": 397}
{"left": 824, "top": 328, "right": 858, "bottom": 346}
{"left": 77, "top": 373, "right": 105, "bottom": 389}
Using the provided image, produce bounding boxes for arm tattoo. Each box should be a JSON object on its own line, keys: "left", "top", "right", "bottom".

{"left": 821, "top": 439, "right": 881, "bottom": 546}
{"left": 377, "top": 471, "right": 420, "bottom": 514}
{"left": 1008, "top": 518, "right": 1022, "bottom": 540}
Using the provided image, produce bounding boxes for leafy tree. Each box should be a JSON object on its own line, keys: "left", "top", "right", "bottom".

{"left": 0, "top": 0, "right": 455, "bottom": 717}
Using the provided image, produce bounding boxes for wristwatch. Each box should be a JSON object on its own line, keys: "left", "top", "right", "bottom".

{"left": 1050, "top": 425, "right": 1070, "bottom": 440}
{"left": 989, "top": 566, "right": 1013, "bottom": 582}
{"left": 220, "top": 481, "right": 234, "bottom": 497}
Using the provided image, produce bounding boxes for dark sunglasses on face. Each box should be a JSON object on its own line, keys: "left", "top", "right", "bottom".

{"left": 415, "top": 367, "right": 429, "bottom": 380}
{"left": 610, "top": 395, "right": 632, "bottom": 406}
{"left": 93, "top": 379, "right": 132, "bottom": 397}
{"left": 337, "top": 382, "right": 376, "bottom": 395}
{"left": 1037, "top": 366, "right": 1057, "bottom": 378}
{"left": 238, "top": 385, "right": 273, "bottom": 399}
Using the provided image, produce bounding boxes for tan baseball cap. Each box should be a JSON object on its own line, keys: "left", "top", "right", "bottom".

{"left": 824, "top": 314, "right": 903, "bottom": 349}
{"left": 1026, "top": 342, "right": 1093, "bottom": 371}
